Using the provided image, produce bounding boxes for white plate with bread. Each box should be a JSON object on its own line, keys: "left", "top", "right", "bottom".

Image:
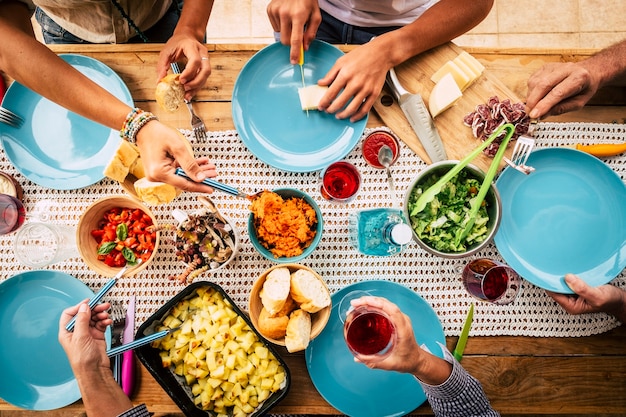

{"left": 248, "top": 264, "right": 331, "bottom": 352}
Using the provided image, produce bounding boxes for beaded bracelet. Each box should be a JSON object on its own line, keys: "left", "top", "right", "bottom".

{"left": 120, "top": 108, "right": 158, "bottom": 144}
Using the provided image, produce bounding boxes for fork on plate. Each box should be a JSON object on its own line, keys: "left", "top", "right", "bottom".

{"left": 503, "top": 119, "right": 537, "bottom": 175}
{"left": 110, "top": 302, "right": 126, "bottom": 384}
{"left": 0, "top": 107, "right": 24, "bottom": 128}
{"left": 170, "top": 62, "right": 207, "bottom": 141}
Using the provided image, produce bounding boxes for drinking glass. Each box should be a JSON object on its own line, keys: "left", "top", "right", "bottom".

{"left": 14, "top": 222, "right": 77, "bottom": 268}
{"left": 462, "top": 258, "right": 522, "bottom": 305}
{"left": 339, "top": 290, "right": 397, "bottom": 361}
{"left": 0, "top": 194, "right": 25, "bottom": 235}
{"left": 320, "top": 161, "right": 361, "bottom": 202}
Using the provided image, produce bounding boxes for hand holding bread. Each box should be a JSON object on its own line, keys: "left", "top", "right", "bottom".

{"left": 252, "top": 265, "right": 331, "bottom": 353}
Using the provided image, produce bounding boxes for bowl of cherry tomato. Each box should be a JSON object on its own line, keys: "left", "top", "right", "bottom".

{"left": 77, "top": 195, "right": 160, "bottom": 277}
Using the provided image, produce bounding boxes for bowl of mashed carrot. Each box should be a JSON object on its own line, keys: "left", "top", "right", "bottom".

{"left": 248, "top": 189, "right": 323, "bottom": 263}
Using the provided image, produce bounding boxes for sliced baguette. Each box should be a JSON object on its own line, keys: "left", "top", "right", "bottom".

{"left": 290, "top": 269, "right": 330, "bottom": 313}
{"left": 257, "top": 307, "right": 290, "bottom": 340}
{"left": 103, "top": 140, "right": 140, "bottom": 183}
{"left": 134, "top": 177, "right": 179, "bottom": 205}
{"left": 285, "top": 309, "right": 311, "bottom": 353}
{"left": 260, "top": 267, "right": 291, "bottom": 316}
{"left": 156, "top": 73, "right": 185, "bottom": 112}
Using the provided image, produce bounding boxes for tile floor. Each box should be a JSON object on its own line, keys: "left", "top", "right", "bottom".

{"left": 207, "top": 0, "right": 626, "bottom": 50}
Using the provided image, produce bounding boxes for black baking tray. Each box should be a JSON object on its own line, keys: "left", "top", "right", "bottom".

{"left": 135, "top": 281, "right": 291, "bottom": 417}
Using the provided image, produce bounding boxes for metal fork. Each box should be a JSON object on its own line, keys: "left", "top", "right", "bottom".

{"left": 503, "top": 120, "right": 537, "bottom": 175}
{"left": 0, "top": 106, "right": 24, "bottom": 128}
{"left": 170, "top": 62, "right": 207, "bottom": 141}
{"left": 110, "top": 302, "right": 126, "bottom": 384}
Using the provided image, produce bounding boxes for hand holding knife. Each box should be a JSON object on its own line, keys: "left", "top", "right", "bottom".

{"left": 453, "top": 303, "right": 474, "bottom": 362}
{"left": 121, "top": 295, "right": 136, "bottom": 396}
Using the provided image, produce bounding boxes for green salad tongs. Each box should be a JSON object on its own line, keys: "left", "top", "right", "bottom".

{"left": 411, "top": 123, "right": 516, "bottom": 244}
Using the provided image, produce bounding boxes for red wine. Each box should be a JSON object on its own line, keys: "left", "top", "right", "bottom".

{"left": 483, "top": 268, "right": 509, "bottom": 300}
{"left": 345, "top": 310, "right": 394, "bottom": 356}
{"left": 0, "top": 194, "right": 25, "bottom": 235}
{"left": 462, "top": 258, "right": 520, "bottom": 303}
{"left": 321, "top": 162, "right": 360, "bottom": 200}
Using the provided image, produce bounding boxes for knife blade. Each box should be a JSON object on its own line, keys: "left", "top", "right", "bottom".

{"left": 121, "top": 295, "right": 136, "bottom": 397}
{"left": 562, "top": 142, "right": 626, "bottom": 157}
{"left": 385, "top": 68, "right": 447, "bottom": 163}
{"left": 453, "top": 302, "right": 474, "bottom": 362}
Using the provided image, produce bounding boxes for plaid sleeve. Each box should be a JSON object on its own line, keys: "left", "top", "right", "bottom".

{"left": 416, "top": 343, "right": 500, "bottom": 417}
{"left": 116, "top": 404, "right": 150, "bottom": 417}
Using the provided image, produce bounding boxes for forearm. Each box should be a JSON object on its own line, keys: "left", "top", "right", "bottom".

{"left": 374, "top": 0, "right": 493, "bottom": 68}
{"left": 174, "top": 0, "right": 214, "bottom": 41}
{"left": 0, "top": 5, "right": 131, "bottom": 130}
{"left": 581, "top": 40, "right": 626, "bottom": 87}
{"left": 74, "top": 368, "right": 134, "bottom": 417}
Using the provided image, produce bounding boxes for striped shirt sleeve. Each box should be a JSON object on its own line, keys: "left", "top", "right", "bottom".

{"left": 117, "top": 403, "right": 150, "bottom": 417}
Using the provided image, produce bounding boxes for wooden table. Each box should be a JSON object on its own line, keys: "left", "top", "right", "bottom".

{"left": 1, "top": 44, "right": 625, "bottom": 417}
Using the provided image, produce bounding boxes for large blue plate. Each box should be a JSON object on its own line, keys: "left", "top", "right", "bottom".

{"left": 495, "top": 148, "right": 626, "bottom": 293}
{"left": 0, "top": 54, "right": 133, "bottom": 190}
{"left": 305, "top": 280, "right": 445, "bottom": 417}
{"left": 232, "top": 40, "right": 367, "bottom": 172}
{"left": 0, "top": 270, "right": 110, "bottom": 410}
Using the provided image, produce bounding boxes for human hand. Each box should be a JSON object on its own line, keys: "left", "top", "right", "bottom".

{"left": 58, "top": 300, "right": 112, "bottom": 374}
{"left": 267, "top": 0, "right": 321, "bottom": 64}
{"left": 157, "top": 34, "right": 211, "bottom": 100}
{"left": 135, "top": 121, "right": 218, "bottom": 193}
{"left": 525, "top": 62, "right": 601, "bottom": 119}
{"left": 317, "top": 42, "right": 389, "bottom": 122}
{"left": 546, "top": 274, "right": 626, "bottom": 322}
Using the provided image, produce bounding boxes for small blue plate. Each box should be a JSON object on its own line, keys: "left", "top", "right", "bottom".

{"left": 0, "top": 54, "right": 133, "bottom": 190}
{"left": 495, "top": 148, "right": 626, "bottom": 293}
{"left": 305, "top": 280, "right": 445, "bottom": 417}
{"left": 232, "top": 40, "right": 367, "bottom": 172}
{"left": 0, "top": 270, "right": 110, "bottom": 410}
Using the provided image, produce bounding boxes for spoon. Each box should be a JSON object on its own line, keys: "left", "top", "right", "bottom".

{"left": 378, "top": 145, "right": 396, "bottom": 203}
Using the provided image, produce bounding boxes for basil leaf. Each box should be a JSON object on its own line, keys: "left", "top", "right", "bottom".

{"left": 116, "top": 223, "right": 128, "bottom": 241}
{"left": 122, "top": 247, "right": 137, "bottom": 265}
{"left": 97, "top": 241, "right": 116, "bottom": 255}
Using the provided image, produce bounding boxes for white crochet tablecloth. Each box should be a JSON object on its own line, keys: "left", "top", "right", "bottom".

{"left": 0, "top": 122, "right": 624, "bottom": 338}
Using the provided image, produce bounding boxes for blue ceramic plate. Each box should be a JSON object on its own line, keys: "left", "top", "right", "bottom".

{"left": 232, "top": 40, "right": 367, "bottom": 172}
{"left": 495, "top": 148, "right": 626, "bottom": 293}
{"left": 305, "top": 280, "right": 445, "bottom": 417}
{"left": 0, "top": 54, "right": 133, "bottom": 190}
{"left": 0, "top": 270, "right": 110, "bottom": 410}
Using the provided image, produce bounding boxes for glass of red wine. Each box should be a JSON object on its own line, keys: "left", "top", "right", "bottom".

{"left": 320, "top": 161, "right": 361, "bottom": 202}
{"left": 462, "top": 258, "right": 522, "bottom": 305}
{"left": 0, "top": 194, "right": 25, "bottom": 235}
{"left": 339, "top": 290, "right": 397, "bottom": 362}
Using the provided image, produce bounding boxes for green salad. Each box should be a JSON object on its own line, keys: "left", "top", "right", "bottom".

{"left": 407, "top": 170, "right": 490, "bottom": 253}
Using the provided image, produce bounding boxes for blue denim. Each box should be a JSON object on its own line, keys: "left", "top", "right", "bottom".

{"left": 35, "top": 1, "right": 183, "bottom": 44}
{"left": 316, "top": 9, "right": 401, "bottom": 45}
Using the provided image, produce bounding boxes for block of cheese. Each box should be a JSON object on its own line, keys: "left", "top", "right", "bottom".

{"left": 428, "top": 72, "right": 463, "bottom": 118}
{"left": 298, "top": 85, "right": 328, "bottom": 111}
{"left": 430, "top": 60, "right": 471, "bottom": 91}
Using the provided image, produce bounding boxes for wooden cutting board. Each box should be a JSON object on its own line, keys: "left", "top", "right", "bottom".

{"left": 373, "top": 42, "right": 523, "bottom": 172}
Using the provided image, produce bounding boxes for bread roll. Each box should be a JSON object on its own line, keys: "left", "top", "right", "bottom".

{"left": 156, "top": 73, "right": 185, "bottom": 112}
{"left": 103, "top": 140, "right": 140, "bottom": 183}
{"left": 260, "top": 267, "right": 291, "bottom": 316}
{"left": 129, "top": 157, "right": 145, "bottom": 179}
{"left": 285, "top": 309, "right": 311, "bottom": 353}
{"left": 290, "top": 269, "right": 331, "bottom": 313}
{"left": 134, "top": 177, "right": 179, "bottom": 205}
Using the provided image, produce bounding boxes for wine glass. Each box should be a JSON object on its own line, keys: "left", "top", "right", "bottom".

{"left": 461, "top": 258, "right": 522, "bottom": 305}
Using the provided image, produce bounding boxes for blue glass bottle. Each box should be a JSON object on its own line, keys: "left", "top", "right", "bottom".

{"left": 348, "top": 208, "right": 413, "bottom": 256}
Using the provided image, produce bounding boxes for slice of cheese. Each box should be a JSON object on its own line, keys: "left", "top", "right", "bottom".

{"left": 428, "top": 72, "right": 463, "bottom": 118}
{"left": 457, "top": 51, "right": 485, "bottom": 75}
{"left": 430, "top": 60, "right": 471, "bottom": 91}
{"left": 452, "top": 56, "right": 479, "bottom": 91}
{"left": 297, "top": 85, "right": 328, "bottom": 111}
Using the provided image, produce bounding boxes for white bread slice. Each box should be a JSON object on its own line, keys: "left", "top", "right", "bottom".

{"left": 156, "top": 73, "right": 185, "bottom": 112}
{"left": 129, "top": 157, "right": 145, "bottom": 179}
{"left": 297, "top": 85, "right": 328, "bottom": 111}
{"left": 260, "top": 267, "right": 291, "bottom": 316}
{"left": 285, "top": 309, "right": 311, "bottom": 353}
{"left": 103, "top": 139, "right": 140, "bottom": 182}
{"left": 134, "top": 177, "right": 179, "bottom": 205}
{"left": 290, "top": 269, "right": 330, "bottom": 313}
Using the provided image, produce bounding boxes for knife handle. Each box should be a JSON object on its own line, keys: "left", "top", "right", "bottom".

{"left": 121, "top": 350, "right": 135, "bottom": 397}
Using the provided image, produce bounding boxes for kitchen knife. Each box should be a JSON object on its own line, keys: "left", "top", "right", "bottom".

{"left": 121, "top": 295, "right": 136, "bottom": 397}
{"left": 385, "top": 68, "right": 447, "bottom": 163}
{"left": 453, "top": 303, "right": 474, "bottom": 362}
{"left": 563, "top": 143, "right": 626, "bottom": 157}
